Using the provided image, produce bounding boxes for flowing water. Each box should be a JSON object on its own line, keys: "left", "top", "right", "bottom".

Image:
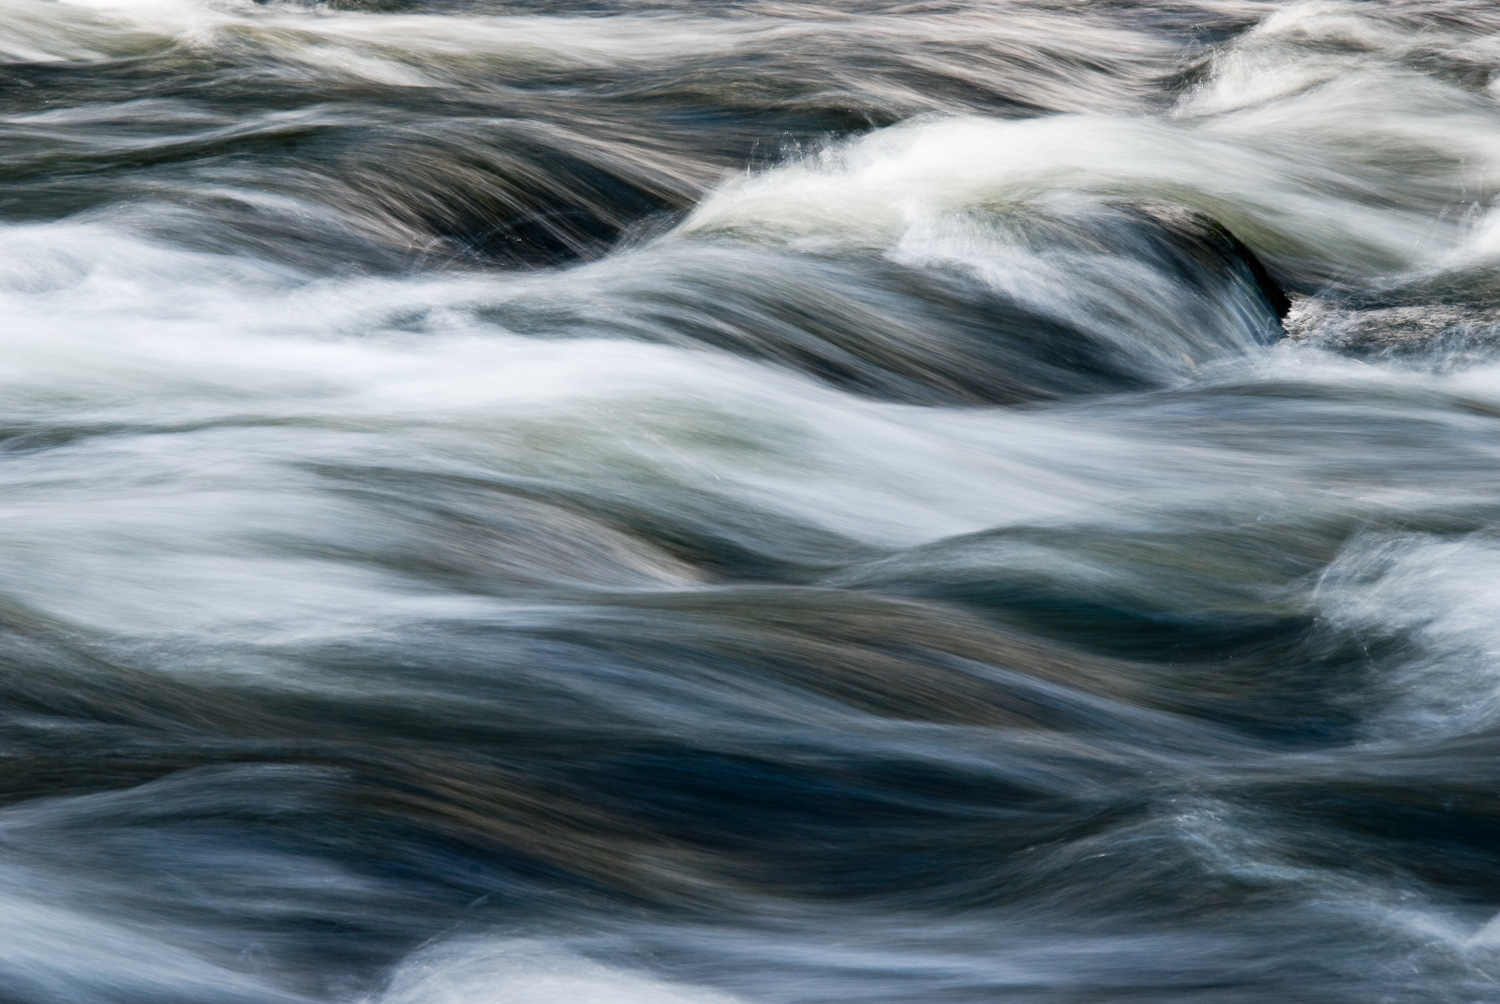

{"left": 8, "top": 0, "right": 1500, "bottom": 1000}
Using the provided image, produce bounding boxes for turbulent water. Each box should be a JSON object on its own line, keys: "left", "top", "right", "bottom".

{"left": 13, "top": 0, "right": 1500, "bottom": 1001}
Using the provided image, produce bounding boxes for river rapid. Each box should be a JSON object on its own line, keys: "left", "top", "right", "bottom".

{"left": 5, "top": 1, "right": 1500, "bottom": 1001}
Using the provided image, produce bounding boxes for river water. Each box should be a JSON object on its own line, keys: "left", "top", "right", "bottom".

{"left": 5, "top": 1, "right": 1500, "bottom": 1001}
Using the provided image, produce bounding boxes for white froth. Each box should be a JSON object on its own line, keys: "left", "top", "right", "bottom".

{"left": 1319, "top": 533, "right": 1500, "bottom": 736}
{"left": 678, "top": 1, "right": 1500, "bottom": 281}
{"left": 377, "top": 940, "right": 741, "bottom": 1004}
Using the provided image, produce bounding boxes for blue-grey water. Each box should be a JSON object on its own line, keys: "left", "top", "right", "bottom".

{"left": 5, "top": 1, "right": 1500, "bottom": 1001}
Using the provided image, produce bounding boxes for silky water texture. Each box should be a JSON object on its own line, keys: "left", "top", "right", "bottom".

{"left": 3, "top": 1, "right": 1500, "bottom": 1002}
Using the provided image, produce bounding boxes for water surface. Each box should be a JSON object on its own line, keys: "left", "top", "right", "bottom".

{"left": 4, "top": 1, "right": 1500, "bottom": 1001}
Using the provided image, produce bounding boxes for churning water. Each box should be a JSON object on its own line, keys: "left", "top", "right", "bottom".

{"left": 8, "top": 0, "right": 1500, "bottom": 1000}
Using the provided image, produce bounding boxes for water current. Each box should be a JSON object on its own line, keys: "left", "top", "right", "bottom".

{"left": 7, "top": 0, "right": 1500, "bottom": 1000}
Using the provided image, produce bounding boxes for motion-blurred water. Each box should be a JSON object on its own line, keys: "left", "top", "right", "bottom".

{"left": 5, "top": 1, "right": 1500, "bottom": 1000}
